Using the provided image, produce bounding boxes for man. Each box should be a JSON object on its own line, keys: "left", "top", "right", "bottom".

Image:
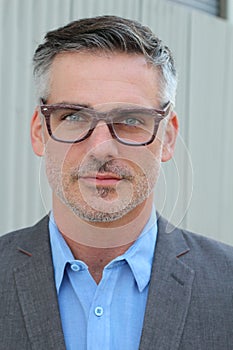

{"left": 0, "top": 15, "right": 233, "bottom": 350}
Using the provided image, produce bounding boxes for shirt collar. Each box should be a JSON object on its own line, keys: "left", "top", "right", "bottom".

{"left": 49, "top": 209, "right": 157, "bottom": 294}
{"left": 49, "top": 213, "right": 75, "bottom": 293}
{"left": 107, "top": 209, "right": 157, "bottom": 292}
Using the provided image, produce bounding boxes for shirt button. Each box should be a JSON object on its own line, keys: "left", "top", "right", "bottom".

{"left": 71, "top": 263, "right": 80, "bottom": 272}
{"left": 94, "top": 306, "right": 104, "bottom": 317}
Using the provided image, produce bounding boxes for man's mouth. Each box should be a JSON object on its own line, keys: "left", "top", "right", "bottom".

{"left": 79, "top": 172, "right": 124, "bottom": 187}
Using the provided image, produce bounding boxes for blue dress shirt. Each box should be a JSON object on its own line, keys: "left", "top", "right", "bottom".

{"left": 49, "top": 210, "right": 157, "bottom": 350}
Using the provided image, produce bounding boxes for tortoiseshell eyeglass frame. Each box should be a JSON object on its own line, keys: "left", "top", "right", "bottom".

{"left": 39, "top": 98, "right": 172, "bottom": 146}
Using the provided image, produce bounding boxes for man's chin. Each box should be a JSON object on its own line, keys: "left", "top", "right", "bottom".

{"left": 69, "top": 206, "right": 128, "bottom": 223}
{"left": 65, "top": 195, "right": 149, "bottom": 224}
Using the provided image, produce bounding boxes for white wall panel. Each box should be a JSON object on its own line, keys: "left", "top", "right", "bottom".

{"left": 0, "top": 0, "right": 72, "bottom": 233}
{"left": 70, "top": 0, "right": 141, "bottom": 19}
{"left": 141, "top": 0, "right": 193, "bottom": 230}
{"left": 219, "top": 25, "right": 233, "bottom": 239}
{"left": 0, "top": 0, "right": 233, "bottom": 245}
{"left": 185, "top": 11, "right": 232, "bottom": 243}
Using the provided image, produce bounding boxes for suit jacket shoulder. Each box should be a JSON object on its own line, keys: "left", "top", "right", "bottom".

{"left": 0, "top": 216, "right": 66, "bottom": 350}
{"left": 140, "top": 215, "right": 233, "bottom": 350}
{"left": 0, "top": 216, "right": 49, "bottom": 258}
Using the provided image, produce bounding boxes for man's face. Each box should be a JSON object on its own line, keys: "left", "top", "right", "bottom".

{"left": 31, "top": 52, "right": 177, "bottom": 223}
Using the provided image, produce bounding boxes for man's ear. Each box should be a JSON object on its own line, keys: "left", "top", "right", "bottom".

{"left": 161, "top": 111, "right": 179, "bottom": 162}
{"left": 30, "top": 109, "right": 45, "bottom": 157}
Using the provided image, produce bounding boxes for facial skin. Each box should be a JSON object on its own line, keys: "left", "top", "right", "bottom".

{"left": 31, "top": 51, "right": 178, "bottom": 232}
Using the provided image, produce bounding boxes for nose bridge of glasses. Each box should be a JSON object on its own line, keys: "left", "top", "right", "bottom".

{"left": 93, "top": 110, "right": 112, "bottom": 122}
{"left": 90, "top": 112, "right": 115, "bottom": 139}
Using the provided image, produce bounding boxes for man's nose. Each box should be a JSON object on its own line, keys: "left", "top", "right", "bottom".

{"left": 87, "top": 121, "right": 119, "bottom": 159}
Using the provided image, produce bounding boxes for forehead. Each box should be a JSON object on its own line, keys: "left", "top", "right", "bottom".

{"left": 48, "top": 51, "right": 160, "bottom": 107}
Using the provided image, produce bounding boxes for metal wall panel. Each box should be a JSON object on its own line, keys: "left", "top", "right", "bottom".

{"left": 185, "top": 11, "right": 233, "bottom": 244}
{"left": 141, "top": 0, "right": 193, "bottom": 230}
{"left": 70, "top": 0, "right": 141, "bottom": 19}
{"left": 219, "top": 25, "right": 233, "bottom": 239}
{"left": 0, "top": 0, "right": 233, "bottom": 245}
{"left": 0, "top": 0, "right": 72, "bottom": 233}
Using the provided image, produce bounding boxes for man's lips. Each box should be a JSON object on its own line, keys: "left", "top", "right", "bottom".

{"left": 79, "top": 172, "right": 123, "bottom": 186}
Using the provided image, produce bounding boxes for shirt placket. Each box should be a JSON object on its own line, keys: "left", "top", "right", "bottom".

{"left": 87, "top": 264, "right": 120, "bottom": 350}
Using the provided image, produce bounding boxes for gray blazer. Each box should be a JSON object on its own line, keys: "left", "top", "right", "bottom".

{"left": 0, "top": 215, "right": 233, "bottom": 349}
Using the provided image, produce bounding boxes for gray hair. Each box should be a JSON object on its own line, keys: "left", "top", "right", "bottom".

{"left": 33, "top": 15, "right": 177, "bottom": 105}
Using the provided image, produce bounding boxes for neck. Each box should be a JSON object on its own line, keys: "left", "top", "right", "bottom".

{"left": 63, "top": 237, "right": 135, "bottom": 284}
{"left": 53, "top": 195, "right": 154, "bottom": 283}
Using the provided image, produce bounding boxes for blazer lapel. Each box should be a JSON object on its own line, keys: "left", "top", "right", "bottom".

{"left": 140, "top": 216, "right": 195, "bottom": 350}
{"left": 13, "top": 217, "right": 66, "bottom": 350}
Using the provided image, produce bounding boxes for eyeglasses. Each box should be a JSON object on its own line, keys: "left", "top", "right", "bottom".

{"left": 40, "top": 99, "right": 171, "bottom": 146}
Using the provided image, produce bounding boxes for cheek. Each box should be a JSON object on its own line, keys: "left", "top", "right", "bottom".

{"left": 147, "top": 138, "right": 163, "bottom": 158}
{"left": 44, "top": 140, "right": 85, "bottom": 167}
{"left": 119, "top": 143, "right": 162, "bottom": 179}
{"left": 43, "top": 141, "right": 86, "bottom": 191}
{"left": 139, "top": 141, "right": 163, "bottom": 186}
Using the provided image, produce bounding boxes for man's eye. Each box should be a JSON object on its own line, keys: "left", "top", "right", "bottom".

{"left": 122, "top": 117, "right": 143, "bottom": 126}
{"left": 63, "top": 113, "right": 84, "bottom": 122}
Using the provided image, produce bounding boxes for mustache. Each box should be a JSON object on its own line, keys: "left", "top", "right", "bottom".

{"left": 71, "top": 159, "right": 134, "bottom": 180}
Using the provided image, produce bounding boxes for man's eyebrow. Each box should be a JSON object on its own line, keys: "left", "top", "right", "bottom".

{"left": 58, "top": 101, "right": 92, "bottom": 109}
{"left": 55, "top": 102, "right": 157, "bottom": 112}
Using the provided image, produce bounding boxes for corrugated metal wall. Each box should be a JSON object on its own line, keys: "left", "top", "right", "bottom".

{"left": 0, "top": 0, "right": 233, "bottom": 245}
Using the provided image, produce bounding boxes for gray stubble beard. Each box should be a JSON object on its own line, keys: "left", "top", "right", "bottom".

{"left": 45, "top": 152, "right": 159, "bottom": 223}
